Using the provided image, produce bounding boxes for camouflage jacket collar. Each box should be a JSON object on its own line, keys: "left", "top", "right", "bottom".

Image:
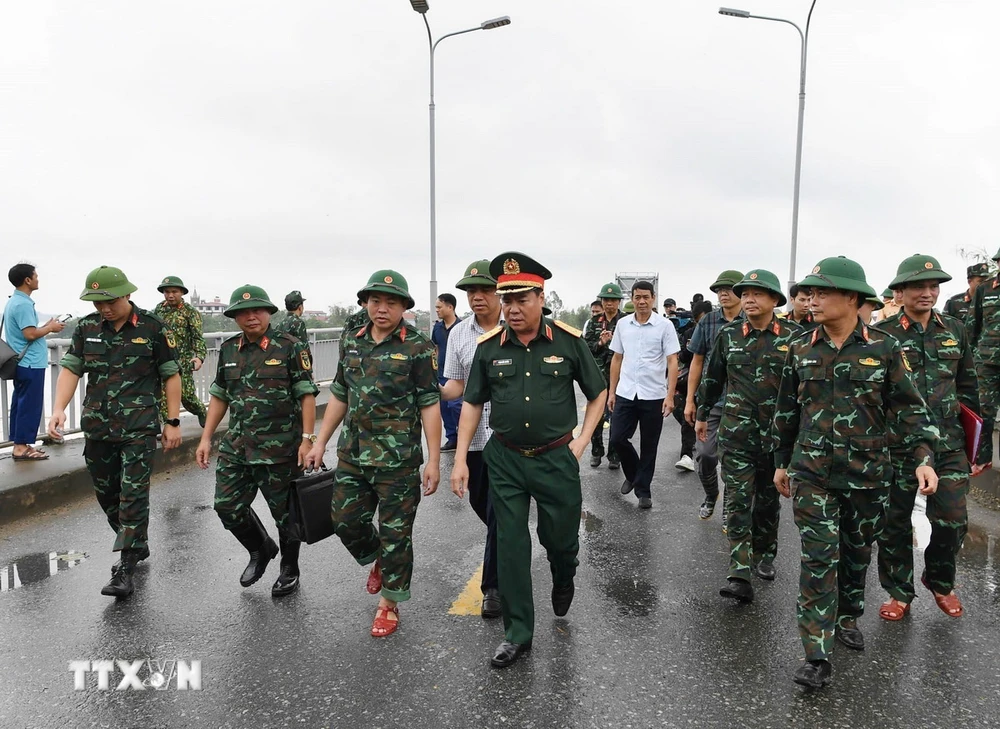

{"left": 237, "top": 325, "right": 277, "bottom": 351}
{"left": 740, "top": 315, "right": 784, "bottom": 338}
{"left": 810, "top": 317, "right": 871, "bottom": 347}
{"left": 100, "top": 302, "right": 141, "bottom": 331}
{"left": 500, "top": 318, "right": 553, "bottom": 347}
{"left": 897, "top": 308, "right": 945, "bottom": 334}
{"left": 357, "top": 320, "right": 410, "bottom": 343}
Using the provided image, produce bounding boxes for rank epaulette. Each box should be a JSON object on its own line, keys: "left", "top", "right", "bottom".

{"left": 477, "top": 326, "right": 503, "bottom": 344}
{"left": 552, "top": 320, "right": 582, "bottom": 337}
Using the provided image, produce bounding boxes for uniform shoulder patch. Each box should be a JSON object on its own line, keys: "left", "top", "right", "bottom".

{"left": 552, "top": 320, "right": 582, "bottom": 337}
{"left": 477, "top": 325, "right": 504, "bottom": 344}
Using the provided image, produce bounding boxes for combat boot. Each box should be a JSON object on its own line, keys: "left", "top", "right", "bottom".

{"left": 231, "top": 509, "right": 279, "bottom": 587}
{"left": 101, "top": 550, "right": 140, "bottom": 598}
{"left": 271, "top": 537, "right": 301, "bottom": 597}
{"left": 111, "top": 545, "right": 150, "bottom": 575}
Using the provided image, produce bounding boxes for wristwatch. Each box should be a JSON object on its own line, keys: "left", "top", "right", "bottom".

{"left": 302, "top": 433, "right": 317, "bottom": 444}
{"left": 164, "top": 418, "right": 181, "bottom": 427}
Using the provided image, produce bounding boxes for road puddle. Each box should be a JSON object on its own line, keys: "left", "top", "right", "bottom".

{"left": 0, "top": 550, "right": 88, "bottom": 592}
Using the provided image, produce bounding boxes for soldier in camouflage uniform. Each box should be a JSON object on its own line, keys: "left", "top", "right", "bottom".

{"left": 966, "top": 248, "right": 1000, "bottom": 456}
{"left": 342, "top": 298, "right": 371, "bottom": 334}
{"left": 876, "top": 255, "right": 987, "bottom": 622}
{"left": 306, "top": 270, "right": 440, "bottom": 638}
{"left": 49, "top": 266, "right": 182, "bottom": 598}
{"left": 584, "top": 282, "right": 625, "bottom": 469}
{"left": 275, "top": 290, "right": 311, "bottom": 353}
{"left": 772, "top": 256, "right": 939, "bottom": 689}
{"left": 154, "top": 276, "right": 208, "bottom": 427}
{"left": 943, "top": 262, "right": 989, "bottom": 320}
{"left": 696, "top": 270, "right": 799, "bottom": 603}
{"left": 195, "top": 285, "right": 318, "bottom": 597}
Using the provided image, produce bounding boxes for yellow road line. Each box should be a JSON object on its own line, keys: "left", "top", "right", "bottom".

{"left": 448, "top": 564, "right": 484, "bottom": 616}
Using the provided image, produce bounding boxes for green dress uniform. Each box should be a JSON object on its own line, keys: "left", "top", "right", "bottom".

{"left": 696, "top": 270, "right": 799, "bottom": 587}
{"left": 584, "top": 283, "right": 625, "bottom": 466}
{"left": 329, "top": 271, "right": 439, "bottom": 603}
{"left": 772, "top": 257, "right": 939, "bottom": 665}
{"left": 965, "top": 249, "right": 1000, "bottom": 458}
{"left": 154, "top": 276, "right": 208, "bottom": 426}
{"left": 463, "top": 253, "right": 607, "bottom": 647}
{"left": 60, "top": 268, "right": 180, "bottom": 556}
{"left": 875, "top": 255, "right": 985, "bottom": 604}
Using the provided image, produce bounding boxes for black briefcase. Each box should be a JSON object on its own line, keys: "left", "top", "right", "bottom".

{"left": 287, "top": 467, "right": 336, "bottom": 544}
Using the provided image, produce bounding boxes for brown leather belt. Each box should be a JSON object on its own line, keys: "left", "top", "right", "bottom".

{"left": 494, "top": 432, "right": 573, "bottom": 458}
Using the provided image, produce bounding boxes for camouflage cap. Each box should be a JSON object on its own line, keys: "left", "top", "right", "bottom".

{"left": 156, "top": 275, "right": 188, "bottom": 294}
{"left": 732, "top": 269, "right": 787, "bottom": 307}
{"left": 797, "top": 256, "right": 877, "bottom": 298}
{"left": 284, "top": 290, "right": 305, "bottom": 309}
{"left": 80, "top": 266, "right": 138, "bottom": 302}
{"left": 967, "top": 262, "right": 991, "bottom": 279}
{"left": 224, "top": 284, "right": 279, "bottom": 318}
{"left": 358, "top": 270, "right": 415, "bottom": 310}
{"left": 888, "top": 254, "right": 952, "bottom": 289}
{"left": 489, "top": 252, "right": 552, "bottom": 295}
{"left": 455, "top": 260, "right": 497, "bottom": 291}
{"left": 709, "top": 270, "right": 744, "bottom": 293}
{"left": 596, "top": 282, "right": 624, "bottom": 300}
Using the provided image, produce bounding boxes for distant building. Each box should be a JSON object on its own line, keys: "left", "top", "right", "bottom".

{"left": 402, "top": 311, "right": 417, "bottom": 327}
{"left": 303, "top": 309, "right": 328, "bottom": 321}
{"left": 192, "top": 296, "right": 227, "bottom": 316}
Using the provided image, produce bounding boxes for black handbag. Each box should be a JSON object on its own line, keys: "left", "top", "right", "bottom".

{"left": 287, "top": 467, "right": 336, "bottom": 544}
{"left": 0, "top": 314, "right": 30, "bottom": 381}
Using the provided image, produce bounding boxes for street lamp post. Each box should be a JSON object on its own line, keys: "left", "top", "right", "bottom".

{"left": 409, "top": 1, "right": 511, "bottom": 333}
{"left": 719, "top": 2, "right": 819, "bottom": 296}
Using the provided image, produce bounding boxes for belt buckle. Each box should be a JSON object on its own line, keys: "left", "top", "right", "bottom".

{"left": 520, "top": 445, "right": 538, "bottom": 457}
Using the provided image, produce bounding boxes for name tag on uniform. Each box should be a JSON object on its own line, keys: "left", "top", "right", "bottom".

{"left": 86, "top": 338, "right": 103, "bottom": 343}
{"left": 264, "top": 359, "right": 281, "bottom": 366}
{"left": 390, "top": 353, "right": 409, "bottom": 361}
{"left": 224, "top": 362, "right": 238, "bottom": 368}
{"left": 543, "top": 356, "right": 564, "bottom": 364}
{"left": 131, "top": 338, "right": 149, "bottom": 344}
{"left": 858, "top": 357, "right": 881, "bottom": 366}
{"left": 799, "top": 359, "right": 820, "bottom": 366}
{"left": 493, "top": 358, "right": 513, "bottom": 366}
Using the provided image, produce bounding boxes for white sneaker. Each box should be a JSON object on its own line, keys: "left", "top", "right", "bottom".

{"left": 675, "top": 455, "right": 695, "bottom": 471}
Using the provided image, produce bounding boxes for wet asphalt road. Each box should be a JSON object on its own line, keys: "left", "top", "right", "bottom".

{"left": 2, "top": 415, "right": 1000, "bottom": 729}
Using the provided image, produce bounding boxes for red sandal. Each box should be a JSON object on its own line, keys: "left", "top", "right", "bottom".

{"left": 371, "top": 605, "right": 399, "bottom": 637}
{"left": 921, "top": 572, "right": 964, "bottom": 618}
{"left": 366, "top": 561, "right": 382, "bottom": 595}
{"left": 878, "top": 598, "right": 910, "bottom": 621}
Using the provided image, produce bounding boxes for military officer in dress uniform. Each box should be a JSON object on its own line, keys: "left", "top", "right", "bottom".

{"left": 451, "top": 252, "right": 607, "bottom": 669}
{"left": 943, "top": 262, "right": 990, "bottom": 320}
{"left": 584, "top": 282, "right": 625, "bottom": 469}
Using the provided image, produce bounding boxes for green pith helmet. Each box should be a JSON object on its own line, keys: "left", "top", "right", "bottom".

{"left": 596, "top": 282, "right": 624, "bottom": 300}
{"left": 709, "top": 270, "right": 744, "bottom": 293}
{"left": 224, "top": 284, "right": 278, "bottom": 318}
{"left": 623, "top": 301, "right": 635, "bottom": 314}
{"left": 865, "top": 296, "right": 885, "bottom": 311}
{"left": 79, "top": 266, "right": 138, "bottom": 302}
{"left": 357, "top": 270, "right": 415, "bottom": 310}
{"left": 456, "top": 260, "right": 497, "bottom": 291}
{"left": 888, "top": 254, "right": 952, "bottom": 289}
{"left": 157, "top": 275, "right": 188, "bottom": 294}
{"left": 967, "top": 262, "right": 991, "bottom": 279}
{"left": 733, "top": 269, "right": 787, "bottom": 307}
{"left": 797, "top": 256, "right": 877, "bottom": 298}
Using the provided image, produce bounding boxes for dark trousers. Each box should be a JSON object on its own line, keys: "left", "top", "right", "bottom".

{"left": 672, "top": 381, "right": 695, "bottom": 458}
{"left": 465, "top": 450, "right": 499, "bottom": 591}
{"left": 608, "top": 396, "right": 665, "bottom": 499}
{"left": 9, "top": 366, "right": 45, "bottom": 446}
{"left": 696, "top": 404, "right": 722, "bottom": 499}
{"left": 438, "top": 376, "right": 461, "bottom": 441}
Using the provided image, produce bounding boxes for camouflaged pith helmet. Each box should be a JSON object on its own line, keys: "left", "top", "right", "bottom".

{"left": 888, "top": 254, "right": 952, "bottom": 289}
{"left": 79, "top": 266, "right": 138, "bottom": 302}
{"left": 967, "top": 262, "right": 991, "bottom": 279}
{"left": 733, "top": 269, "right": 787, "bottom": 307}
{"left": 455, "top": 260, "right": 497, "bottom": 291}
{"left": 157, "top": 275, "right": 188, "bottom": 294}
{"left": 797, "top": 256, "right": 877, "bottom": 298}
{"left": 224, "top": 284, "right": 278, "bottom": 318}
{"left": 357, "top": 270, "right": 415, "bottom": 310}
{"left": 284, "top": 290, "right": 305, "bottom": 310}
{"left": 596, "top": 282, "right": 624, "bottom": 300}
{"left": 622, "top": 300, "right": 635, "bottom": 314}
{"left": 709, "top": 270, "right": 744, "bottom": 293}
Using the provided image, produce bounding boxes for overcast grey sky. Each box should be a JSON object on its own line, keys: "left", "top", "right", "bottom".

{"left": 3, "top": 1, "right": 998, "bottom": 317}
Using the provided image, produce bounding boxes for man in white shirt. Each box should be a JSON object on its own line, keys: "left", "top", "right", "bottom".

{"left": 608, "top": 281, "right": 680, "bottom": 509}
{"left": 441, "top": 260, "right": 504, "bottom": 618}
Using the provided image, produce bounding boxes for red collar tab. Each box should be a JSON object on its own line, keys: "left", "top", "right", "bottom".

{"left": 861, "top": 323, "right": 871, "bottom": 343}
{"left": 238, "top": 335, "right": 245, "bottom": 351}
{"left": 993, "top": 278, "right": 999, "bottom": 290}
{"left": 965, "top": 293, "right": 971, "bottom": 302}
{"left": 130, "top": 312, "right": 139, "bottom": 327}
{"left": 500, "top": 329, "right": 508, "bottom": 346}
{"left": 357, "top": 325, "right": 367, "bottom": 338}
{"left": 899, "top": 314, "right": 911, "bottom": 331}
{"left": 742, "top": 322, "right": 750, "bottom": 337}
{"left": 400, "top": 326, "right": 407, "bottom": 343}
{"left": 772, "top": 319, "right": 781, "bottom": 335}
{"left": 260, "top": 336, "right": 270, "bottom": 351}
{"left": 544, "top": 324, "right": 553, "bottom": 341}
{"left": 810, "top": 328, "right": 820, "bottom": 345}
{"left": 933, "top": 311, "right": 945, "bottom": 327}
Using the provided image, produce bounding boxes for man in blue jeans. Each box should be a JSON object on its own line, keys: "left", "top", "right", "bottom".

{"left": 4, "top": 263, "right": 64, "bottom": 460}
{"left": 432, "top": 293, "right": 462, "bottom": 451}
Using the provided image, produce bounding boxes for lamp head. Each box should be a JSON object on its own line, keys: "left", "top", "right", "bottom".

{"left": 718, "top": 7, "right": 751, "bottom": 17}
{"left": 481, "top": 16, "right": 511, "bottom": 30}
{"left": 410, "top": 0, "right": 429, "bottom": 13}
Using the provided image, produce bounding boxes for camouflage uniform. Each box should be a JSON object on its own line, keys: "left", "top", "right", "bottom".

{"left": 584, "top": 287, "right": 624, "bottom": 464}
{"left": 877, "top": 293, "right": 983, "bottom": 603}
{"left": 342, "top": 307, "right": 371, "bottom": 335}
{"left": 274, "top": 311, "right": 310, "bottom": 354}
{"left": 697, "top": 307, "right": 800, "bottom": 582}
{"left": 330, "top": 277, "right": 439, "bottom": 604}
{"left": 965, "top": 253, "right": 1000, "bottom": 457}
{"left": 773, "top": 314, "right": 938, "bottom": 661}
{"left": 61, "top": 303, "right": 180, "bottom": 553}
{"left": 153, "top": 299, "right": 208, "bottom": 425}
{"left": 944, "top": 262, "right": 990, "bottom": 320}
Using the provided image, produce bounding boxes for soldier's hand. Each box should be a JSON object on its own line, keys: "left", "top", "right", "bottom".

{"left": 195, "top": 438, "right": 212, "bottom": 469}
{"left": 191, "top": 357, "right": 203, "bottom": 372}
{"left": 304, "top": 443, "right": 325, "bottom": 471}
{"left": 422, "top": 462, "right": 440, "bottom": 496}
{"left": 569, "top": 436, "right": 587, "bottom": 461}
{"left": 296, "top": 441, "right": 313, "bottom": 468}
{"left": 916, "top": 465, "right": 939, "bottom": 495}
{"left": 161, "top": 424, "right": 181, "bottom": 451}
{"left": 599, "top": 330, "right": 613, "bottom": 346}
{"left": 451, "top": 460, "right": 469, "bottom": 498}
{"left": 695, "top": 420, "right": 708, "bottom": 442}
{"left": 684, "top": 400, "right": 697, "bottom": 426}
{"left": 971, "top": 462, "right": 991, "bottom": 478}
{"left": 661, "top": 397, "right": 674, "bottom": 417}
{"left": 47, "top": 410, "right": 67, "bottom": 440}
{"left": 774, "top": 468, "right": 791, "bottom": 498}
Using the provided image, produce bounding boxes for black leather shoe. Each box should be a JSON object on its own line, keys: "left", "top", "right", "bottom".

{"left": 111, "top": 545, "right": 150, "bottom": 575}
{"left": 490, "top": 641, "right": 531, "bottom": 668}
{"left": 637, "top": 497, "right": 652, "bottom": 509}
{"left": 836, "top": 621, "right": 865, "bottom": 651}
{"left": 271, "top": 538, "right": 301, "bottom": 597}
{"left": 719, "top": 578, "right": 754, "bottom": 603}
{"left": 793, "top": 660, "right": 831, "bottom": 689}
{"left": 552, "top": 582, "right": 575, "bottom": 617}
{"left": 608, "top": 458, "right": 620, "bottom": 470}
{"left": 441, "top": 440, "right": 457, "bottom": 452}
{"left": 101, "top": 550, "right": 140, "bottom": 598}
{"left": 755, "top": 560, "right": 776, "bottom": 581}
{"left": 590, "top": 455, "right": 602, "bottom": 468}
{"left": 481, "top": 588, "right": 502, "bottom": 619}
{"left": 698, "top": 499, "right": 717, "bottom": 520}
{"left": 620, "top": 479, "right": 634, "bottom": 495}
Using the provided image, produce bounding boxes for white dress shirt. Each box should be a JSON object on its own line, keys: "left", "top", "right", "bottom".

{"left": 609, "top": 313, "right": 680, "bottom": 400}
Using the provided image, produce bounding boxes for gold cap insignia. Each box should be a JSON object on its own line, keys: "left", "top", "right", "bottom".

{"left": 470, "top": 268, "right": 478, "bottom": 275}
{"left": 91, "top": 282, "right": 100, "bottom": 289}
{"left": 162, "top": 277, "right": 169, "bottom": 283}
{"left": 242, "top": 292, "right": 251, "bottom": 300}
{"left": 812, "top": 266, "right": 821, "bottom": 274}
{"left": 924, "top": 262, "right": 934, "bottom": 269}
{"left": 749, "top": 273, "right": 758, "bottom": 280}
{"left": 503, "top": 258, "right": 520, "bottom": 275}
{"left": 384, "top": 275, "right": 393, "bottom": 284}
{"left": 607, "top": 287, "right": 613, "bottom": 293}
